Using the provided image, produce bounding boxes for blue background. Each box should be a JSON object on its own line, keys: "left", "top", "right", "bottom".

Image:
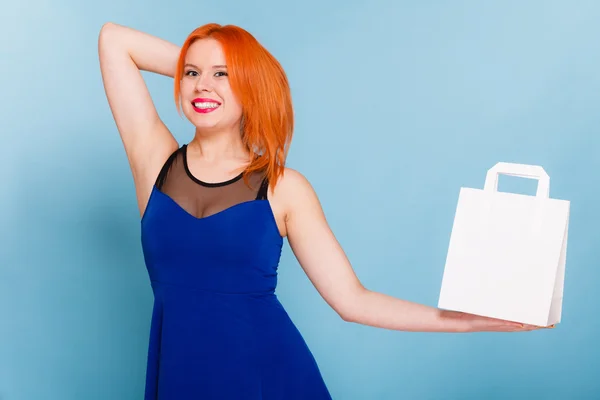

{"left": 2, "top": 0, "right": 599, "bottom": 399}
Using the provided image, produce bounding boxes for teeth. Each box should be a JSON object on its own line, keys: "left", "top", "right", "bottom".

{"left": 193, "top": 102, "right": 219, "bottom": 109}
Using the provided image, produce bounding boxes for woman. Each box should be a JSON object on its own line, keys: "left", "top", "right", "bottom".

{"left": 98, "top": 22, "right": 543, "bottom": 399}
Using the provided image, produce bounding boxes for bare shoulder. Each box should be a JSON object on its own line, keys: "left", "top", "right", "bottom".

{"left": 275, "top": 167, "right": 312, "bottom": 192}
{"left": 268, "top": 167, "right": 324, "bottom": 237}
{"left": 272, "top": 167, "right": 319, "bottom": 208}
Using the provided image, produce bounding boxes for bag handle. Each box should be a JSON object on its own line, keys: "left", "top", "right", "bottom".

{"left": 483, "top": 162, "right": 550, "bottom": 198}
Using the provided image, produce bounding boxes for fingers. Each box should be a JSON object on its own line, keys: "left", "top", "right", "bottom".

{"left": 520, "top": 324, "right": 539, "bottom": 331}
{"left": 517, "top": 323, "right": 556, "bottom": 331}
{"left": 488, "top": 322, "right": 556, "bottom": 332}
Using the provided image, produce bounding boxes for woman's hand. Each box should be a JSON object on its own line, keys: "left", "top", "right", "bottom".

{"left": 439, "top": 310, "right": 555, "bottom": 332}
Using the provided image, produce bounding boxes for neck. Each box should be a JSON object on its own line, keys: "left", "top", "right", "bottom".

{"left": 188, "top": 127, "right": 249, "bottom": 163}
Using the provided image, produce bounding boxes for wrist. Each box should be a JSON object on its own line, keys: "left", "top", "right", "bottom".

{"left": 437, "top": 309, "right": 476, "bottom": 333}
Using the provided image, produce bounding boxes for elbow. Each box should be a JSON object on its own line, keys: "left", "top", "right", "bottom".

{"left": 98, "top": 22, "right": 121, "bottom": 44}
{"left": 100, "top": 22, "right": 117, "bottom": 34}
{"left": 339, "top": 306, "right": 359, "bottom": 324}
{"left": 98, "top": 23, "right": 127, "bottom": 60}
{"left": 340, "top": 310, "right": 355, "bottom": 323}
{"left": 98, "top": 23, "right": 114, "bottom": 49}
{"left": 336, "top": 286, "right": 368, "bottom": 323}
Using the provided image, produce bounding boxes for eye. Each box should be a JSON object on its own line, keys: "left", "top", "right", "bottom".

{"left": 185, "top": 70, "right": 198, "bottom": 77}
{"left": 214, "top": 71, "right": 228, "bottom": 77}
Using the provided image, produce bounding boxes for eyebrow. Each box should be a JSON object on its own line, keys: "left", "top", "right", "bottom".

{"left": 184, "top": 63, "right": 227, "bottom": 69}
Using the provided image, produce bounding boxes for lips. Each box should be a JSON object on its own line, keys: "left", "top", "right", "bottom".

{"left": 191, "top": 98, "right": 222, "bottom": 114}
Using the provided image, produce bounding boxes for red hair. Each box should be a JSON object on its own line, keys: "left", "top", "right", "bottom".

{"left": 174, "top": 23, "right": 293, "bottom": 190}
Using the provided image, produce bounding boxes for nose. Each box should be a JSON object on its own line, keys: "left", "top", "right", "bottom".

{"left": 194, "top": 73, "right": 213, "bottom": 93}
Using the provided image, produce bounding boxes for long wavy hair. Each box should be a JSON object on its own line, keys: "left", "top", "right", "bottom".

{"left": 174, "top": 23, "right": 293, "bottom": 190}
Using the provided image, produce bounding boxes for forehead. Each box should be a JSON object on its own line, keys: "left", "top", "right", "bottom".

{"left": 185, "top": 38, "right": 226, "bottom": 66}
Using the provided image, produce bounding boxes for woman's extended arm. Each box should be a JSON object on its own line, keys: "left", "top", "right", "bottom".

{"left": 278, "top": 168, "right": 543, "bottom": 333}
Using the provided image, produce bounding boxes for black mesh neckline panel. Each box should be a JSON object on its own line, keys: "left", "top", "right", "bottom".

{"left": 154, "top": 144, "right": 269, "bottom": 219}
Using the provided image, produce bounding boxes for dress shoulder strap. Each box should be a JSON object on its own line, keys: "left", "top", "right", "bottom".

{"left": 155, "top": 146, "right": 182, "bottom": 190}
{"left": 256, "top": 176, "right": 269, "bottom": 200}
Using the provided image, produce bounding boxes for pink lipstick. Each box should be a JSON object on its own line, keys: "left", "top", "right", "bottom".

{"left": 191, "top": 98, "right": 221, "bottom": 114}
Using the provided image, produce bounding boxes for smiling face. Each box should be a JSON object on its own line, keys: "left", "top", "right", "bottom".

{"left": 179, "top": 38, "right": 243, "bottom": 133}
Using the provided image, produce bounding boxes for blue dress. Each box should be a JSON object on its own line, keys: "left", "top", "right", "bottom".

{"left": 140, "top": 144, "right": 332, "bottom": 399}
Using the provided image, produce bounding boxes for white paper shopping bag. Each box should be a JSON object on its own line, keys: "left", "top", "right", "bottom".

{"left": 438, "top": 162, "right": 570, "bottom": 327}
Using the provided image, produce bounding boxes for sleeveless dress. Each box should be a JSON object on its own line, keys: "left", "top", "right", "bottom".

{"left": 140, "top": 144, "right": 333, "bottom": 399}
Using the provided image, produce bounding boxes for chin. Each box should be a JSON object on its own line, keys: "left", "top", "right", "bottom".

{"left": 185, "top": 114, "right": 241, "bottom": 134}
{"left": 191, "top": 120, "right": 220, "bottom": 132}
{"left": 183, "top": 110, "right": 217, "bottom": 128}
